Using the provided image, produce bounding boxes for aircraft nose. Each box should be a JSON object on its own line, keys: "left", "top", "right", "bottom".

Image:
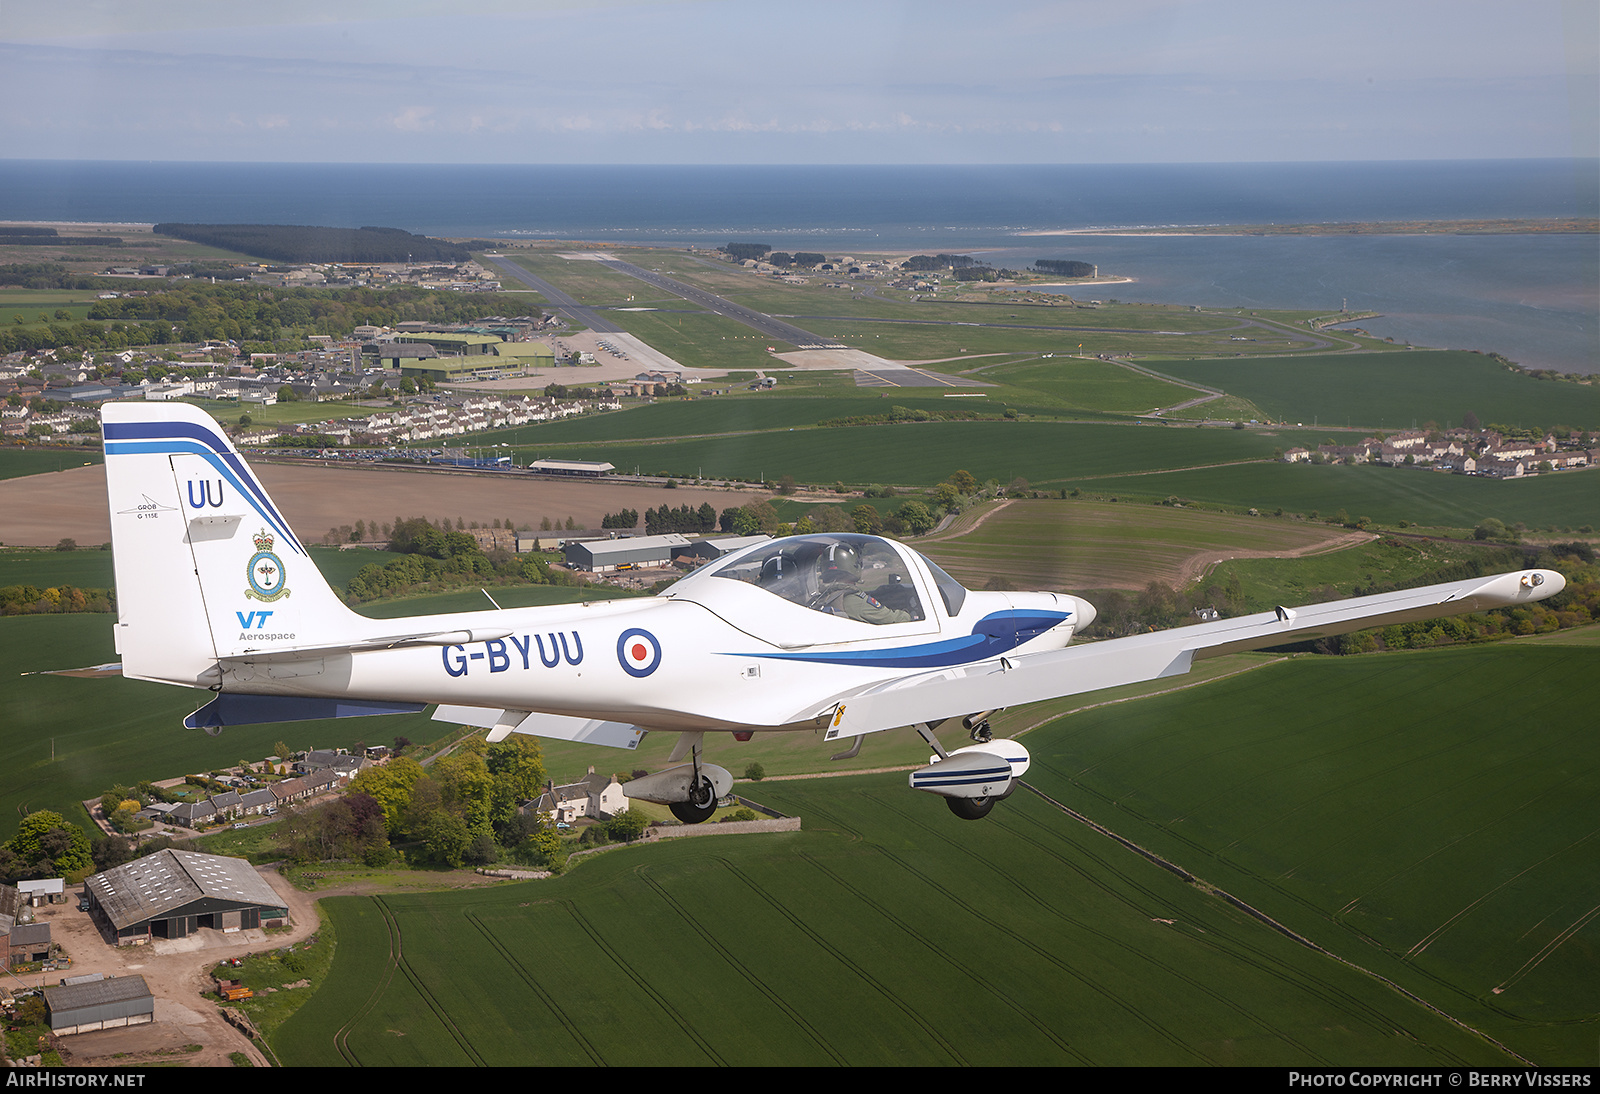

{"left": 1073, "top": 596, "right": 1097, "bottom": 630}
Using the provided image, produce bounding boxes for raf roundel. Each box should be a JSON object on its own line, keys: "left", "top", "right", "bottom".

{"left": 617, "top": 628, "right": 662, "bottom": 678}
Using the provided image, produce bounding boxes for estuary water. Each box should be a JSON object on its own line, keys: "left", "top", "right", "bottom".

{"left": 1, "top": 159, "right": 1595, "bottom": 371}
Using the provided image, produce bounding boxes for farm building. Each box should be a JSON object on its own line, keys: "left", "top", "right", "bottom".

{"left": 85, "top": 850, "right": 289, "bottom": 946}
{"left": 6, "top": 923, "right": 51, "bottom": 967}
{"left": 564, "top": 533, "right": 690, "bottom": 573}
{"left": 43, "top": 975, "right": 154, "bottom": 1036}
{"left": 17, "top": 878, "right": 65, "bottom": 906}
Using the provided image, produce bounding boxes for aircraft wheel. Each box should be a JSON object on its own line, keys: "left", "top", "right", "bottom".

{"left": 670, "top": 797, "right": 717, "bottom": 824}
{"left": 946, "top": 795, "right": 995, "bottom": 821}
{"left": 671, "top": 776, "right": 719, "bottom": 824}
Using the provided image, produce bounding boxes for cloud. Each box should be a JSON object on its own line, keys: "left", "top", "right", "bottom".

{"left": 390, "top": 106, "right": 435, "bottom": 132}
{"left": 0, "top": 1, "right": 1586, "bottom": 163}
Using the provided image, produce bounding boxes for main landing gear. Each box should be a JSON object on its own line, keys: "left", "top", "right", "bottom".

{"left": 670, "top": 771, "right": 720, "bottom": 824}
{"left": 624, "top": 732, "right": 733, "bottom": 825}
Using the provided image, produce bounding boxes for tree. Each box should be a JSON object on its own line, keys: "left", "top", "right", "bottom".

{"left": 4, "top": 810, "right": 92, "bottom": 880}
{"left": 896, "top": 500, "right": 936, "bottom": 535}
{"left": 743, "top": 762, "right": 766, "bottom": 781}
{"left": 605, "top": 808, "right": 648, "bottom": 842}
{"left": 852, "top": 504, "right": 884, "bottom": 535}
{"left": 348, "top": 756, "right": 426, "bottom": 833}
{"left": 424, "top": 811, "right": 471, "bottom": 866}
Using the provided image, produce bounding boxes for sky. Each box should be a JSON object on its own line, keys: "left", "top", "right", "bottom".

{"left": 1, "top": 0, "right": 1595, "bottom": 164}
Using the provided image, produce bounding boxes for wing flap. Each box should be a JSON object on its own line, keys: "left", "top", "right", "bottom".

{"left": 432, "top": 704, "right": 645, "bottom": 750}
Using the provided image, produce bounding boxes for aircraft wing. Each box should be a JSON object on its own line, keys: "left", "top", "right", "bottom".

{"left": 823, "top": 568, "right": 1564, "bottom": 741}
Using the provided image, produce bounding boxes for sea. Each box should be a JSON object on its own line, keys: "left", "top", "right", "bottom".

{"left": 2, "top": 159, "right": 1595, "bottom": 373}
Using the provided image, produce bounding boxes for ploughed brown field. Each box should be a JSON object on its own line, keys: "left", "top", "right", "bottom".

{"left": 0, "top": 460, "right": 765, "bottom": 548}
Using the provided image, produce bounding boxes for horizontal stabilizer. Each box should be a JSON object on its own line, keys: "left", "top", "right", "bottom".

{"left": 24, "top": 663, "right": 123, "bottom": 679}
{"left": 185, "top": 693, "right": 426, "bottom": 729}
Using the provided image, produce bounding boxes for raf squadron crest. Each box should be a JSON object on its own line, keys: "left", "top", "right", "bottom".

{"left": 245, "top": 530, "right": 291, "bottom": 602}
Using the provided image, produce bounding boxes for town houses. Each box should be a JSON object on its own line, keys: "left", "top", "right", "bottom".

{"left": 1283, "top": 427, "right": 1595, "bottom": 479}
{"left": 238, "top": 391, "right": 613, "bottom": 449}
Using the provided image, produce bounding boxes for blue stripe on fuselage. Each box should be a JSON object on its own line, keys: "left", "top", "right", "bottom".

{"left": 733, "top": 610, "right": 1070, "bottom": 669}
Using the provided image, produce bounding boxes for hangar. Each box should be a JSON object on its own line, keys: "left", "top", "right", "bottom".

{"left": 84, "top": 849, "right": 289, "bottom": 946}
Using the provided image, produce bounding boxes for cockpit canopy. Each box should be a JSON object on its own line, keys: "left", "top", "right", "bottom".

{"left": 675, "top": 533, "right": 969, "bottom": 629}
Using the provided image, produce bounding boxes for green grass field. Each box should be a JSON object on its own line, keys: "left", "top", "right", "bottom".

{"left": 1200, "top": 536, "right": 1524, "bottom": 611}
{"left": 1020, "top": 641, "right": 1600, "bottom": 1064}
{"left": 1067, "top": 460, "right": 1600, "bottom": 532}
{"left": 973, "top": 357, "right": 1199, "bottom": 415}
{"left": 0, "top": 545, "right": 116, "bottom": 588}
{"left": 269, "top": 788, "right": 1507, "bottom": 1065}
{"left": 919, "top": 497, "right": 1349, "bottom": 592}
{"left": 1154, "top": 352, "right": 1600, "bottom": 432}
{"left": 496, "top": 419, "right": 1286, "bottom": 488}
{"left": 0, "top": 288, "right": 103, "bottom": 327}
{"left": 0, "top": 447, "right": 103, "bottom": 482}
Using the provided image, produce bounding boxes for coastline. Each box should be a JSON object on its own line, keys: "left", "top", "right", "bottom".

{"left": 0, "top": 220, "right": 153, "bottom": 231}
{"left": 1017, "top": 217, "right": 1598, "bottom": 238}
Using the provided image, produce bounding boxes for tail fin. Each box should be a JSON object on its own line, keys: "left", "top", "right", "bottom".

{"left": 102, "top": 402, "right": 362, "bottom": 687}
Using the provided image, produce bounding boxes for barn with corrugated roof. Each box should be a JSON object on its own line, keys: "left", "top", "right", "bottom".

{"left": 84, "top": 849, "right": 289, "bottom": 946}
{"left": 43, "top": 975, "right": 154, "bottom": 1035}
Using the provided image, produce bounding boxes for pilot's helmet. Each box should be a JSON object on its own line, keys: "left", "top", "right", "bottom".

{"left": 817, "top": 542, "right": 861, "bottom": 584}
{"left": 759, "top": 552, "right": 798, "bottom": 586}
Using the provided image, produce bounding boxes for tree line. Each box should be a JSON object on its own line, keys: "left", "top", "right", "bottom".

{"left": 343, "top": 518, "right": 561, "bottom": 604}
{"left": 901, "top": 254, "right": 979, "bottom": 271}
{"left": 1032, "top": 259, "right": 1096, "bottom": 277}
{"left": 0, "top": 278, "right": 509, "bottom": 355}
{"left": 152, "top": 223, "right": 472, "bottom": 264}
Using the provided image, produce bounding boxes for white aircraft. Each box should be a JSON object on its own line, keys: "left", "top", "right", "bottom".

{"left": 100, "top": 403, "right": 1564, "bottom": 821}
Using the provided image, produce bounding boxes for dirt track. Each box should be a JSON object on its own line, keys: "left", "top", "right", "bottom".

{"left": 1175, "top": 529, "right": 1378, "bottom": 586}
{"left": 0, "top": 461, "right": 764, "bottom": 548}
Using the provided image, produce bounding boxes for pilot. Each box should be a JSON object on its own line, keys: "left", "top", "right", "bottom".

{"left": 757, "top": 551, "right": 805, "bottom": 605}
{"left": 813, "top": 542, "right": 912, "bottom": 625}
